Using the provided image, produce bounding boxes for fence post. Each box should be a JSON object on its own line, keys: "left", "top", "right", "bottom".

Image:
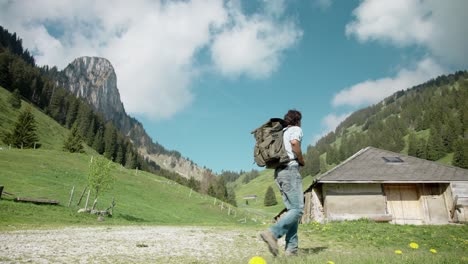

{"left": 68, "top": 186, "right": 75, "bottom": 207}
{"left": 85, "top": 189, "right": 91, "bottom": 210}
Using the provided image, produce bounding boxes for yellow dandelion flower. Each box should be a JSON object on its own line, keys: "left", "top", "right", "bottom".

{"left": 327, "top": 261, "right": 335, "bottom": 264}
{"left": 249, "top": 256, "right": 266, "bottom": 264}
{"left": 409, "top": 242, "right": 419, "bottom": 249}
{"left": 394, "top": 250, "right": 403, "bottom": 255}
{"left": 430, "top": 249, "right": 437, "bottom": 254}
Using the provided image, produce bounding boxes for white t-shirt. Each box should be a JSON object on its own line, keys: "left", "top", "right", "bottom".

{"left": 283, "top": 126, "right": 303, "bottom": 166}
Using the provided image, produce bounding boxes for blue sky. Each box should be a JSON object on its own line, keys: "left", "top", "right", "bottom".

{"left": 1, "top": 0, "right": 467, "bottom": 173}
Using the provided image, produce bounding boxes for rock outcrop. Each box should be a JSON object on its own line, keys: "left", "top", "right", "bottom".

{"left": 56, "top": 56, "right": 208, "bottom": 181}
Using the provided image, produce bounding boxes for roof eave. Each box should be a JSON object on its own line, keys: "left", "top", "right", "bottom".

{"left": 318, "top": 180, "right": 458, "bottom": 184}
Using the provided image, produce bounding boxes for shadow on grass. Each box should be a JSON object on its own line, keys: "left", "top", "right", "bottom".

{"left": 118, "top": 213, "right": 149, "bottom": 223}
{"left": 299, "top": 246, "right": 327, "bottom": 255}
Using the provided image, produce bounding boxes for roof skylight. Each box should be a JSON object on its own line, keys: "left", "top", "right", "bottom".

{"left": 382, "top": 156, "right": 404, "bottom": 163}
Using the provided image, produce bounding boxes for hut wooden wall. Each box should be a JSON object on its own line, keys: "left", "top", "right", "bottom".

{"left": 322, "top": 183, "right": 388, "bottom": 221}
{"left": 451, "top": 182, "right": 468, "bottom": 223}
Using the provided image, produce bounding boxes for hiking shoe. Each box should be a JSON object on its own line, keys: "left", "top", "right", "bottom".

{"left": 260, "top": 230, "right": 278, "bottom": 256}
{"left": 285, "top": 250, "right": 298, "bottom": 257}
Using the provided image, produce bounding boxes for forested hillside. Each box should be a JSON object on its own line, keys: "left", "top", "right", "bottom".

{"left": 301, "top": 71, "right": 468, "bottom": 177}
{"left": 0, "top": 25, "right": 236, "bottom": 206}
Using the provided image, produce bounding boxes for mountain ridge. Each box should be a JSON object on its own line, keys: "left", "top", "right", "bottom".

{"left": 301, "top": 70, "right": 468, "bottom": 177}
{"left": 54, "top": 56, "right": 209, "bottom": 181}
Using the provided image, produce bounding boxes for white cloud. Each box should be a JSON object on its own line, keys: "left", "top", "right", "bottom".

{"left": 210, "top": 1, "right": 302, "bottom": 79}
{"left": 0, "top": 0, "right": 300, "bottom": 119}
{"left": 312, "top": 112, "right": 350, "bottom": 144}
{"left": 346, "top": 0, "right": 468, "bottom": 67}
{"left": 323, "top": 112, "right": 351, "bottom": 132}
{"left": 332, "top": 58, "right": 445, "bottom": 107}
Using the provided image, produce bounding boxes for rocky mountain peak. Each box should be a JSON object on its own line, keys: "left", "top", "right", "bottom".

{"left": 61, "top": 56, "right": 126, "bottom": 121}
{"left": 56, "top": 56, "right": 210, "bottom": 181}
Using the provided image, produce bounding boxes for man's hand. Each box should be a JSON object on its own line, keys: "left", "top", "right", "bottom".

{"left": 290, "top": 139, "right": 305, "bottom": 166}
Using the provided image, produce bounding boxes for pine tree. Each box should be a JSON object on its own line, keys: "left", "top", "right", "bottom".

{"left": 407, "top": 132, "right": 418, "bottom": 157}
{"left": 85, "top": 118, "right": 96, "bottom": 146}
{"left": 65, "top": 96, "right": 79, "bottom": 128}
{"left": 415, "top": 138, "right": 427, "bottom": 159}
{"left": 207, "top": 184, "right": 216, "bottom": 198}
{"left": 453, "top": 138, "right": 468, "bottom": 169}
{"left": 75, "top": 103, "right": 92, "bottom": 136}
{"left": 188, "top": 176, "right": 200, "bottom": 192}
{"left": 63, "top": 124, "right": 84, "bottom": 153}
{"left": 103, "top": 122, "right": 117, "bottom": 160}
{"left": 310, "top": 150, "right": 321, "bottom": 175}
{"left": 319, "top": 157, "right": 328, "bottom": 173}
{"left": 47, "top": 88, "right": 66, "bottom": 124}
{"left": 327, "top": 146, "right": 339, "bottom": 165}
{"left": 92, "top": 127, "right": 104, "bottom": 154}
{"left": 264, "top": 186, "right": 278, "bottom": 206}
{"left": 302, "top": 146, "right": 320, "bottom": 176}
{"left": 226, "top": 186, "right": 237, "bottom": 207}
{"left": 426, "top": 126, "right": 445, "bottom": 161}
{"left": 3, "top": 106, "right": 39, "bottom": 148}
{"left": 8, "top": 89, "right": 21, "bottom": 108}
{"left": 115, "top": 145, "right": 124, "bottom": 164}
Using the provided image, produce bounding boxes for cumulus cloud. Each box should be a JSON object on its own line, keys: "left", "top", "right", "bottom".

{"left": 346, "top": 0, "right": 468, "bottom": 67}
{"left": 332, "top": 58, "right": 445, "bottom": 107}
{"left": 210, "top": 1, "right": 302, "bottom": 79}
{"left": 0, "top": 0, "right": 301, "bottom": 119}
{"left": 323, "top": 112, "right": 351, "bottom": 132}
{"left": 312, "top": 112, "right": 350, "bottom": 144}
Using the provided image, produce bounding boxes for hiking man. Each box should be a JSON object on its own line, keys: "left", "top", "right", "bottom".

{"left": 260, "top": 109, "right": 305, "bottom": 257}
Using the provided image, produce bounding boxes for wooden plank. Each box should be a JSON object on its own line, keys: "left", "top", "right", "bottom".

{"left": 14, "top": 197, "right": 60, "bottom": 205}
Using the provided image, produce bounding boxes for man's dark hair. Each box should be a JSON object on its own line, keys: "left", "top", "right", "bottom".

{"left": 284, "top": 109, "right": 302, "bottom": 126}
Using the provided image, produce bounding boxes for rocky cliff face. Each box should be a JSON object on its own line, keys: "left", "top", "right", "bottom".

{"left": 61, "top": 57, "right": 126, "bottom": 123}
{"left": 57, "top": 56, "right": 208, "bottom": 181}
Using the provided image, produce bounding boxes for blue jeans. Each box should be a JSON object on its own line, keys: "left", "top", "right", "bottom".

{"left": 270, "top": 165, "right": 304, "bottom": 253}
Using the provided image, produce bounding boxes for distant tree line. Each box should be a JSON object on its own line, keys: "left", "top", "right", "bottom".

{"left": 0, "top": 25, "right": 212, "bottom": 196}
{"left": 305, "top": 71, "right": 468, "bottom": 174}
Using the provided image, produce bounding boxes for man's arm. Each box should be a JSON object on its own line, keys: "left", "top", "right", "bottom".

{"left": 290, "top": 139, "right": 305, "bottom": 166}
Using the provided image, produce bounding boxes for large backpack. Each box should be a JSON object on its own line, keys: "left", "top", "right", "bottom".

{"left": 251, "top": 118, "right": 290, "bottom": 169}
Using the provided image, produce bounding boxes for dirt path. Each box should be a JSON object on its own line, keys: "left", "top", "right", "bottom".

{"left": 0, "top": 226, "right": 277, "bottom": 263}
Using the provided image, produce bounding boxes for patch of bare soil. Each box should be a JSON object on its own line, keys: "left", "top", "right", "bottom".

{"left": 0, "top": 226, "right": 275, "bottom": 263}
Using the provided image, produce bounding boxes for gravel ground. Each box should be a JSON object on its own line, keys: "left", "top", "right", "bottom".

{"left": 0, "top": 226, "right": 278, "bottom": 263}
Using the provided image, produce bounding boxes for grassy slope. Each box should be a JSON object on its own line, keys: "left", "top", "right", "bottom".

{"left": 233, "top": 169, "right": 314, "bottom": 218}
{"left": 0, "top": 87, "right": 68, "bottom": 150}
{"left": 0, "top": 87, "right": 248, "bottom": 229}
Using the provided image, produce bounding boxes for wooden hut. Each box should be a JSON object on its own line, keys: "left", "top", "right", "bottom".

{"left": 301, "top": 147, "right": 468, "bottom": 225}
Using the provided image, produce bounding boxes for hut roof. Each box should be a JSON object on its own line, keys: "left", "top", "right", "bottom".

{"left": 317, "top": 147, "right": 468, "bottom": 183}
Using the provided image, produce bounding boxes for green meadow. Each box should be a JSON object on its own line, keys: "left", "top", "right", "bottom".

{"left": 1, "top": 86, "right": 467, "bottom": 263}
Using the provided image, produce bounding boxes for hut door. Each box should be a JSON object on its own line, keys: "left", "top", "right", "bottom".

{"left": 424, "top": 184, "right": 449, "bottom": 224}
{"left": 385, "top": 185, "right": 423, "bottom": 225}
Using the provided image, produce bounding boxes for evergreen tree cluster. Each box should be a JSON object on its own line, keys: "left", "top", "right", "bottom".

{"left": 219, "top": 170, "right": 241, "bottom": 183}
{"left": 242, "top": 169, "right": 260, "bottom": 184}
{"left": 0, "top": 26, "right": 211, "bottom": 193}
{"left": 313, "top": 71, "right": 468, "bottom": 170}
{"left": 0, "top": 25, "right": 35, "bottom": 66}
